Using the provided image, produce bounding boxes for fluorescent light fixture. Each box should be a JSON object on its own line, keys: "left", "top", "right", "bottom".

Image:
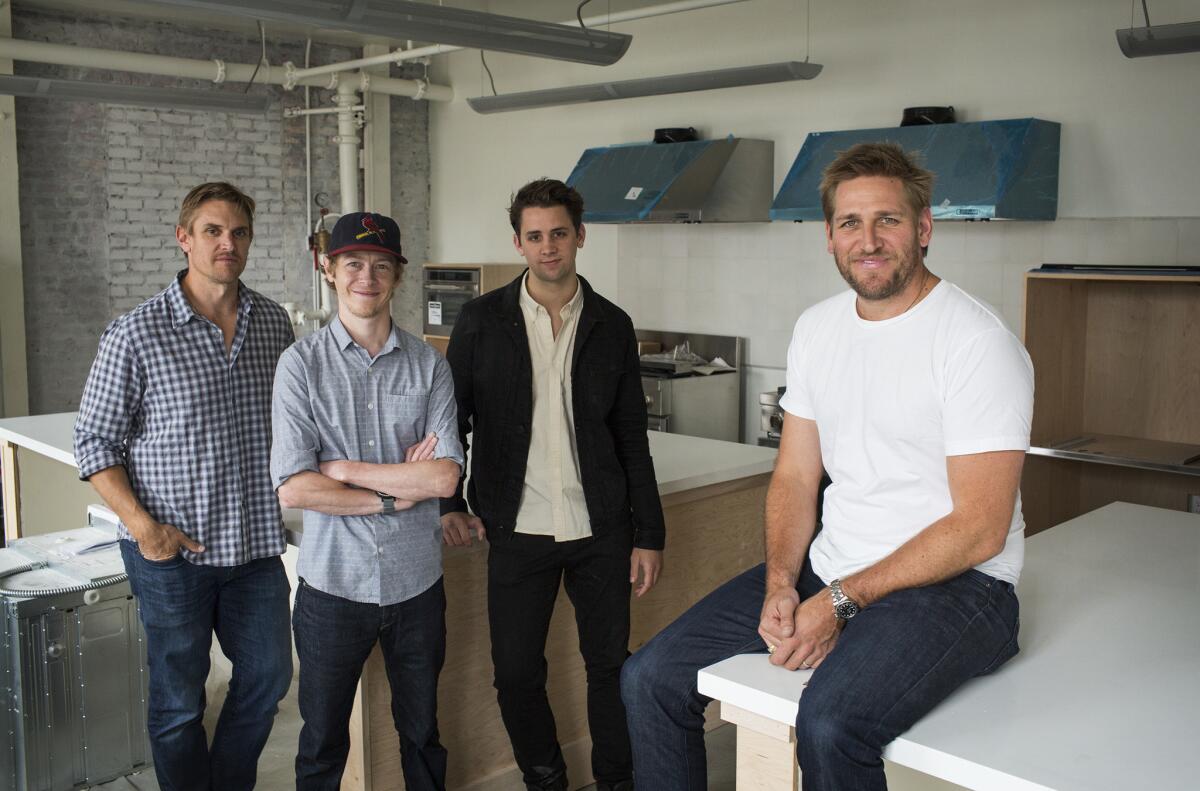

{"left": 1116, "top": 20, "right": 1200, "bottom": 57}
{"left": 142, "top": 0, "right": 632, "bottom": 66}
{"left": 467, "top": 60, "right": 822, "bottom": 114}
{"left": 0, "top": 74, "right": 272, "bottom": 114}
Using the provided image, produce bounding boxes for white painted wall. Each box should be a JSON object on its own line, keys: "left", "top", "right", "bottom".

{"left": 430, "top": 0, "right": 1200, "bottom": 442}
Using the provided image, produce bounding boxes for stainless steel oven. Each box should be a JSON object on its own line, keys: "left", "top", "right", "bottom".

{"left": 638, "top": 330, "right": 743, "bottom": 443}
{"left": 423, "top": 268, "right": 480, "bottom": 335}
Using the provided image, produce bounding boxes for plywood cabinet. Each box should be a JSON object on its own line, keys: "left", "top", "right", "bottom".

{"left": 1021, "top": 266, "right": 1200, "bottom": 534}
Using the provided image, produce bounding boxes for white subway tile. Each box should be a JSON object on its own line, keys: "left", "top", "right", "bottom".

{"left": 1177, "top": 219, "right": 1200, "bottom": 265}
{"left": 1042, "top": 219, "right": 1086, "bottom": 264}
{"left": 1083, "top": 218, "right": 1178, "bottom": 266}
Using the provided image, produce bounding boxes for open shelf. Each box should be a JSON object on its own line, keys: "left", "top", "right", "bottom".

{"left": 1029, "top": 433, "right": 1200, "bottom": 477}
{"left": 1021, "top": 265, "right": 1200, "bottom": 533}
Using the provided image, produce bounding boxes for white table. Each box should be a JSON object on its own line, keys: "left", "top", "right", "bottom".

{"left": 698, "top": 501, "right": 1200, "bottom": 790}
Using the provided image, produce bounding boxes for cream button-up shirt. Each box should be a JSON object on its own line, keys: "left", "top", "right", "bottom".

{"left": 515, "top": 273, "right": 592, "bottom": 541}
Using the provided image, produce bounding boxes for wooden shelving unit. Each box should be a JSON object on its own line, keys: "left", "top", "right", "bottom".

{"left": 1021, "top": 265, "right": 1200, "bottom": 534}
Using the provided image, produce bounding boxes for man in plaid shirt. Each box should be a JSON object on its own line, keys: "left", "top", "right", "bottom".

{"left": 73, "top": 182, "right": 295, "bottom": 791}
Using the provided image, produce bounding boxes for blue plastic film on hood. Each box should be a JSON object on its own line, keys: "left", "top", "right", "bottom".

{"left": 769, "top": 118, "right": 1060, "bottom": 222}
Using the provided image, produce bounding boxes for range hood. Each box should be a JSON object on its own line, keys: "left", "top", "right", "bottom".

{"left": 565, "top": 137, "right": 774, "bottom": 223}
{"left": 770, "top": 118, "right": 1060, "bottom": 221}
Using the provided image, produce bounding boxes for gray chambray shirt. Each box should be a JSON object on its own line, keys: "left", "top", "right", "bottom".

{"left": 270, "top": 317, "right": 463, "bottom": 605}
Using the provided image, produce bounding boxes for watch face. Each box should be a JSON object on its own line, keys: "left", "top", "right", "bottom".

{"left": 836, "top": 600, "right": 860, "bottom": 620}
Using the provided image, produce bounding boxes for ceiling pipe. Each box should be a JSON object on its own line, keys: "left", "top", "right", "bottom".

{"left": 335, "top": 77, "right": 362, "bottom": 217}
{"left": 0, "top": 37, "right": 453, "bottom": 100}
{"left": 289, "top": 0, "right": 754, "bottom": 81}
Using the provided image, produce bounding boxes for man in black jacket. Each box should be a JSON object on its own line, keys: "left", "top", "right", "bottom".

{"left": 440, "top": 178, "right": 664, "bottom": 791}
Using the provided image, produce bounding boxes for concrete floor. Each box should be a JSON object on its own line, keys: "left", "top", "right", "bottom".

{"left": 92, "top": 676, "right": 959, "bottom": 791}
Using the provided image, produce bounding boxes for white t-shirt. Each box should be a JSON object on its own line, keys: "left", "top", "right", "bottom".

{"left": 779, "top": 281, "right": 1034, "bottom": 585}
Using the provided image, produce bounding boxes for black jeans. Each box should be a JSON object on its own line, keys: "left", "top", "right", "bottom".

{"left": 488, "top": 530, "right": 634, "bottom": 785}
{"left": 293, "top": 577, "right": 448, "bottom": 791}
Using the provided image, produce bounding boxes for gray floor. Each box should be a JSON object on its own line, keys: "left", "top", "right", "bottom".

{"left": 89, "top": 676, "right": 736, "bottom": 791}
{"left": 90, "top": 677, "right": 954, "bottom": 790}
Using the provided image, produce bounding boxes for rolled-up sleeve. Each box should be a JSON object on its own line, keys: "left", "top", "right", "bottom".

{"left": 427, "top": 356, "right": 464, "bottom": 468}
{"left": 270, "top": 347, "right": 322, "bottom": 489}
{"left": 74, "top": 320, "right": 143, "bottom": 480}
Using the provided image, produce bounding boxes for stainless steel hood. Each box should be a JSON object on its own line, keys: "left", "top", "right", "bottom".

{"left": 770, "top": 118, "right": 1061, "bottom": 221}
{"left": 565, "top": 137, "right": 774, "bottom": 223}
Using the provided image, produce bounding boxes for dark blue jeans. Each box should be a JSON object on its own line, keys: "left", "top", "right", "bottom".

{"left": 293, "top": 577, "right": 448, "bottom": 791}
{"left": 621, "top": 561, "right": 1020, "bottom": 791}
{"left": 119, "top": 540, "right": 293, "bottom": 791}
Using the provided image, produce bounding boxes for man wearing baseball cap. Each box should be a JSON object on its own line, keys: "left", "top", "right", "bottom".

{"left": 270, "top": 211, "right": 464, "bottom": 790}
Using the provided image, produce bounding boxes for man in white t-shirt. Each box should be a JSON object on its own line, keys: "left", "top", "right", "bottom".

{"left": 621, "top": 142, "right": 1033, "bottom": 790}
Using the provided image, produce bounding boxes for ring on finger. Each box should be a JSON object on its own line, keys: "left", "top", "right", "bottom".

{"left": 766, "top": 644, "right": 777, "bottom": 655}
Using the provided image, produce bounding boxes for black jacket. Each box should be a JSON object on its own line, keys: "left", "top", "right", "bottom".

{"left": 439, "top": 273, "right": 665, "bottom": 550}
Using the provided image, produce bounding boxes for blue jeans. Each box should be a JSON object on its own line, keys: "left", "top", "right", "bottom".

{"left": 293, "top": 577, "right": 448, "bottom": 791}
{"left": 621, "top": 561, "right": 1019, "bottom": 791}
{"left": 119, "top": 540, "right": 293, "bottom": 791}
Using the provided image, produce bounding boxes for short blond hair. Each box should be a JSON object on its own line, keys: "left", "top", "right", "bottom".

{"left": 819, "top": 142, "right": 934, "bottom": 222}
{"left": 178, "top": 182, "right": 255, "bottom": 236}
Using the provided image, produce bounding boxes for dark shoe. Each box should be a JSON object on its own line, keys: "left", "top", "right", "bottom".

{"left": 595, "top": 782, "right": 634, "bottom": 791}
{"left": 525, "top": 764, "right": 569, "bottom": 790}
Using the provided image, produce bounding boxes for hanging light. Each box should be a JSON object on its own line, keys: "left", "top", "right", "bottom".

{"left": 141, "top": 0, "right": 632, "bottom": 66}
{"left": 467, "top": 61, "right": 822, "bottom": 114}
{"left": 1116, "top": 1, "right": 1200, "bottom": 57}
{"left": 0, "top": 74, "right": 271, "bottom": 114}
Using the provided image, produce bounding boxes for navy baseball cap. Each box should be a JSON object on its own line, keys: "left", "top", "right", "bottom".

{"left": 327, "top": 212, "right": 408, "bottom": 264}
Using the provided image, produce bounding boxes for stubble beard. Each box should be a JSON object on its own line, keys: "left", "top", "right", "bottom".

{"left": 835, "top": 241, "right": 922, "bottom": 302}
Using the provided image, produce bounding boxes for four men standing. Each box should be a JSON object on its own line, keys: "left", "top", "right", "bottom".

{"left": 73, "top": 149, "right": 1032, "bottom": 790}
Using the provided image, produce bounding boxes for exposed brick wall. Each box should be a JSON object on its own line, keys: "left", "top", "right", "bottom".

{"left": 390, "top": 61, "right": 431, "bottom": 335}
{"left": 13, "top": 8, "right": 430, "bottom": 413}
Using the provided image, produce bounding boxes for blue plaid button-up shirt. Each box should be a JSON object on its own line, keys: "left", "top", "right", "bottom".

{"left": 74, "top": 270, "right": 295, "bottom": 566}
{"left": 270, "top": 318, "right": 463, "bottom": 605}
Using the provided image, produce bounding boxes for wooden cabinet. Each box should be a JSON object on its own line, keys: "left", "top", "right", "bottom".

{"left": 421, "top": 262, "right": 525, "bottom": 352}
{"left": 1021, "top": 266, "right": 1200, "bottom": 534}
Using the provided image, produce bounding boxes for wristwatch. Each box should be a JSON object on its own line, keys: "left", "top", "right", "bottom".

{"left": 829, "top": 579, "right": 860, "bottom": 621}
{"left": 377, "top": 492, "right": 396, "bottom": 515}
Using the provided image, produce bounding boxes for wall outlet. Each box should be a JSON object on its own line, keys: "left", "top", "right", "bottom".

{"left": 1189, "top": 494, "right": 1200, "bottom": 514}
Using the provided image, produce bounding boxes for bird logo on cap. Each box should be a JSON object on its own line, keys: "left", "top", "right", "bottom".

{"left": 356, "top": 215, "right": 385, "bottom": 241}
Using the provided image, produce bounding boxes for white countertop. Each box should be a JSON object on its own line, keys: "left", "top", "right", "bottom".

{"left": 0, "top": 412, "right": 776, "bottom": 494}
{"left": 1, "top": 413, "right": 777, "bottom": 541}
{"left": 0, "top": 412, "right": 77, "bottom": 466}
{"left": 698, "top": 501, "right": 1200, "bottom": 791}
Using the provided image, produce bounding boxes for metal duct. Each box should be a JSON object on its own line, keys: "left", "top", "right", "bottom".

{"left": 140, "top": 0, "right": 632, "bottom": 66}
{"left": 0, "top": 74, "right": 271, "bottom": 114}
{"left": 1116, "top": 20, "right": 1200, "bottom": 57}
{"left": 468, "top": 61, "right": 822, "bottom": 114}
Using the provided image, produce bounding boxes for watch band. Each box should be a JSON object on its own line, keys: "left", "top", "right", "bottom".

{"left": 377, "top": 491, "right": 396, "bottom": 515}
{"left": 830, "top": 578, "right": 860, "bottom": 621}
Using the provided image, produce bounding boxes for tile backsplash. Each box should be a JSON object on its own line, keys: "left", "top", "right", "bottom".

{"left": 615, "top": 217, "right": 1200, "bottom": 443}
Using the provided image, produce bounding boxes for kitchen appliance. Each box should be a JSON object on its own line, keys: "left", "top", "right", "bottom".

{"left": 566, "top": 137, "right": 774, "bottom": 223}
{"left": 423, "top": 267, "right": 481, "bottom": 336}
{"left": 0, "top": 507, "right": 151, "bottom": 791}
{"left": 638, "top": 331, "right": 742, "bottom": 442}
{"left": 771, "top": 118, "right": 1061, "bottom": 221}
{"left": 900, "top": 106, "right": 956, "bottom": 126}
{"left": 759, "top": 387, "right": 785, "bottom": 448}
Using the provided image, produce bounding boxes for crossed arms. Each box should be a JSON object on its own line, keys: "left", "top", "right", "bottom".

{"left": 277, "top": 432, "right": 460, "bottom": 516}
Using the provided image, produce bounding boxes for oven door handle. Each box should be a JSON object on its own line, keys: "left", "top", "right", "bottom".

{"left": 425, "top": 284, "right": 479, "bottom": 294}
